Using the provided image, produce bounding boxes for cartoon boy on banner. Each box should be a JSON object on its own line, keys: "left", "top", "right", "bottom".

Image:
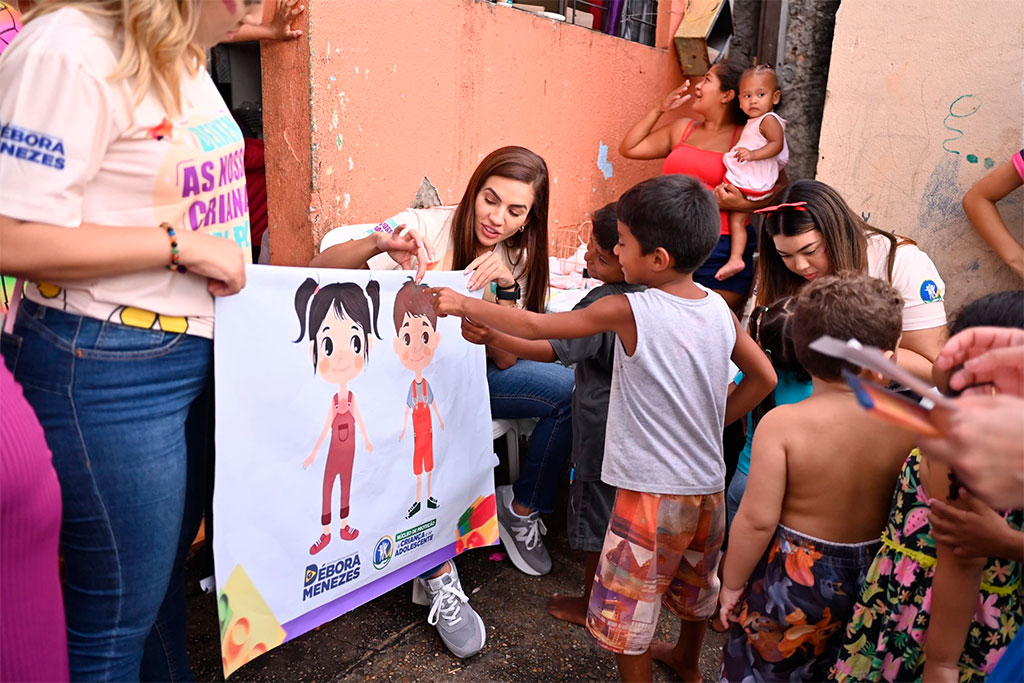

{"left": 393, "top": 279, "right": 446, "bottom": 519}
{"left": 294, "top": 278, "right": 381, "bottom": 555}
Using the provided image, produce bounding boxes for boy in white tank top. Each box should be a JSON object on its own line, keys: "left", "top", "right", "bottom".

{"left": 430, "top": 175, "right": 777, "bottom": 681}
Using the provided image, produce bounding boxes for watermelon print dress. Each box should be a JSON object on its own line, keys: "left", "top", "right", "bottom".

{"left": 831, "top": 450, "right": 1023, "bottom": 682}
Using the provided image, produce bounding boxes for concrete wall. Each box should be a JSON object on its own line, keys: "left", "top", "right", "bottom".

{"left": 816, "top": 0, "right": 1023, "bottom": 313}
{"left": 262, "top": 0, "right": 695, "bottom": 265}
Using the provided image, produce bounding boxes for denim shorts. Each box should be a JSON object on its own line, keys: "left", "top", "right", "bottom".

{"left": 694, "top": 223, "right": 756, "bottom": 295}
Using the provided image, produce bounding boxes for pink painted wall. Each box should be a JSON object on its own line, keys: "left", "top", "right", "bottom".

{"left": 263, "top": 0, "right": 695, "bottom": 265}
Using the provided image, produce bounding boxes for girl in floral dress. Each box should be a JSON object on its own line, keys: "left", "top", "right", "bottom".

{"left": 832, "top": 291, "right": 1024, "bottom": 683}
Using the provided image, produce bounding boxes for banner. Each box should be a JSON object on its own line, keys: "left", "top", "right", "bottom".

{"left": 213, "top": 265, "right": 497, "bottom": 677}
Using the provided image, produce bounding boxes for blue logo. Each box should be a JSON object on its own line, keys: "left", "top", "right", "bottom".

{"left": 920, "top": 280, "right": 942, "bottom": 303}
{"left": 373, "top": 536, "right": 394, "bottom": 570}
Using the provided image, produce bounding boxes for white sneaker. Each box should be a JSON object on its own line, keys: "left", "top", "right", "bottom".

{"left": 411, "top": 562, "right": 486, "bottom": 658}
{"left": 495, "top": 484, "right": 552, "bottom": 576}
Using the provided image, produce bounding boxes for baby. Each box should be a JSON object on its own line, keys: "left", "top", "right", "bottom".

{"left": 717, "top": 64, "right": 789, "bottom": 281}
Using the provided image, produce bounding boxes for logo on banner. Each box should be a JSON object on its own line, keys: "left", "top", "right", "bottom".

{"left": 373, "top": 536, "right": 394, "bottom": 570}
{"left": 395, "top": 519, "right": 436, "bottom": 560}
{"left": 301, "top": 552, "right": 361, "bottom": 601}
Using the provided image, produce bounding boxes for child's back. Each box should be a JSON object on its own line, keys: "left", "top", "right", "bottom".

{"left": 720, "top": 273, "right": 911, "bottom": 683}
{"left": 768, "top": 392, "right": 914, "bottom": 542}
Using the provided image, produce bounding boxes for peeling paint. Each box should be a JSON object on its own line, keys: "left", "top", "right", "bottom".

{"left": 331, "top": 110, "right": 338, "bottom": 129}
{"left": 343, "top": 193, "right": 351, "bottom": 210}
{"left": 325, "top": 166, "right": 334, "bottom": 176}
{"left": 348, "top": 156, "right": 354, "bottom": 170}
{"left": 329, "top": 75, "right": 336, "bottom": 81}
{"left": 355, "top": 66, "right": 360, "bottom": 74}
{"left": 336, "top": 134, "right": 343, "bottom": 150}
{"left": 596, "top": 142, "right": 614, "bottom": 179}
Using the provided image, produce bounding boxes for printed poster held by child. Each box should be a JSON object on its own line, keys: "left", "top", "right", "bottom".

{"left": 211, "top": 265, "right": 497, "bottom": 677}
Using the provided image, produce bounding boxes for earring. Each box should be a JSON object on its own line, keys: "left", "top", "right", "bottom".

{"left": 518, "top": 224, "right": 525, "bottom": 233}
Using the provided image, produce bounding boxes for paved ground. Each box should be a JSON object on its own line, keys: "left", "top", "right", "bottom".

{"left": 185, "top": 499, "right": 728, "bottom": 682}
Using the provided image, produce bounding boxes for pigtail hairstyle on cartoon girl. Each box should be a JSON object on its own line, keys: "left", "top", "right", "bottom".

{"left": 450, "top": 146, "right": 550, "bottom": 313}
{"left": 755, "top": 179, "right": 908, "bottom": 308}
{"left": 294, "top": 278, "right": 381, "bottom": 372}
{"left": 24, "top": 0, "right": 206, "bottom": 117}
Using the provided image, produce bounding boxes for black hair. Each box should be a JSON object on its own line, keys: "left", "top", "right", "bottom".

{"left": 748, "top": 296, "right": 809, "bottom": 428}
{"left": 948, "top": 290, "right": 1024, "bottom": 336}
{"left": 591, "top": 202, "right": 619, "bottom": 251}
{"left": 293, "top": 278, "right": 381, "bottom": 373}
{"left": 711, "top": 60, "right": 748, "bottom": 125}
{"left": 616, "top": 175, "right": 719, "bottom": 273}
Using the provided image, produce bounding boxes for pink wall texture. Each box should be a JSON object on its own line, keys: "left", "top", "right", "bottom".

{"left": 261, "top": 0, "right": 695, "bottom": 265}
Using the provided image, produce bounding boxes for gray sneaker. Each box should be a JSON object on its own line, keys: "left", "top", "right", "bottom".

{"left": 495, "top": 484, "right": 552, "bottom": 576}
{"left": 411, "top": 563, "right": 486, "bottom": 658}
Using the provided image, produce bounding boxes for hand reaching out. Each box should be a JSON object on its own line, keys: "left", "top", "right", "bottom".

{"left": 934, "top": 327, "right": 1024, "bottom": 396}
{"left": 733, "top": 147, "right": 753, "bottom": 162}
{"left": 429, "top": 287, "right": 468, "bottom": 318}
{"left": 268, "top": 0, "right": 305, "bottom": 40}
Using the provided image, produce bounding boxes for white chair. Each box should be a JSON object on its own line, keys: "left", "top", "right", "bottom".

{"left": 319, "top": 224, "right": 539, "bottom": 483}
{"left": 318, "top": 223, "right": 378, "bottom": 253}
{"left": 491, "top": 418, "right": 538, "bottom": 482}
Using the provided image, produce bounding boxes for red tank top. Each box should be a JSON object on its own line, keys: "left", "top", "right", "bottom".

{"left": 662, "top": 120, "right": 742, "bottom": 235}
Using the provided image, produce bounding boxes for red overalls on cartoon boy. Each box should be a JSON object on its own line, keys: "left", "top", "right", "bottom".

{"left": 393, "top": 279, "right": 445, "bottom": 519}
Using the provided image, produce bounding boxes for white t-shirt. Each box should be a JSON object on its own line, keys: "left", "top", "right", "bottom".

{"left": 865, "top": 234, "right": 946, "bottom": 332}
{"left": 367, "top": 206, "right": 529, "bottom": 307}
{"left": 0, "top": 8, "right": 251, "bottom": 338}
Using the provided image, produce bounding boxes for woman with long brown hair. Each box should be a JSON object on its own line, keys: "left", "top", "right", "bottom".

{"left": 754, "top": 179, "right": 948, "bottom": 380}
{"left": 313, "top": 145, "right": 573, "bottom": 659}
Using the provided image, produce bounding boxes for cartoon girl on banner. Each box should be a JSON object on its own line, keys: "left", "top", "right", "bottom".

{"left": 294, "top": 278, "right": 381, "bottom": 555}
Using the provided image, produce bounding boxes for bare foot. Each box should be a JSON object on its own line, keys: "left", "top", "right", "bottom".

{"left": 546, "top": 593, "right": 588, "bottom": 626}
{"left": 714, "top": 257, "right": 745, "bottom": 281}
{"left": 649, "top": 640, "right": 701, "bottom": 681}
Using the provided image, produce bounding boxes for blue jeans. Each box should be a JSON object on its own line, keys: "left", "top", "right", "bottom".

{"left": 1, "top": 299, "right": 211, "bottom": 681}
{"left": 487, "top": 359, "right": 574, "bottom": 514}
{"left": 725, "top": 469, "right": 748, "bottom": 531}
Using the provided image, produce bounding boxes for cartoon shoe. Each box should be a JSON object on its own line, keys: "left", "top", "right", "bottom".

{"left": 339, "top": 526, "right": 359, "bottom": 541}
{"left": 310, "top": 533, "right": 331, "bottom": 555}
{"left": 407, "top": 501, "right": 422, "bottom": 518}
{"left": 427, "top": 497, "right": 439, "bottom": 509}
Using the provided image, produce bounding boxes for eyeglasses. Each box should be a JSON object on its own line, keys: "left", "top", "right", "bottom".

{"left": 753, "top": 201, "right": 809, "bottom": 215}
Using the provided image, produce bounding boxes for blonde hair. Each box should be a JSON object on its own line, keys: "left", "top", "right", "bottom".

{"left": 25, "top": 0, "right": 204, "bottom": 116}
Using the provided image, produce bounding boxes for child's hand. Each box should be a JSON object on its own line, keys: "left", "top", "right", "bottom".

{"left": 303, "top": 453, "right": 315, "bottom": 469}
{"left": 733, "top": 147, "right": 753, "bottom": 162}
{"left": 717, "top": 585, "right": 744, "bottom": 631}
{"left": 461, "top": 317, "right": 494, "bottom": 346}
{"left": 714, "top": 257, "right": 746, "bottom": 281}
{"left": 365, "top": 441, "right": 373, "bottom": 454}
{"left": 268, "top": 0, "right": 305, "bottom": 40}
{"left": 398, "top": 426, "right": 406, "bottom": 441}
{"left": 429, "top": 287, "right": 467, "bottom": 318}
{"left": 658, "top": 81, "right": 691, "bottom": 113}
{"left": 929, "top": 488, "right": 1022, "bottom": 561}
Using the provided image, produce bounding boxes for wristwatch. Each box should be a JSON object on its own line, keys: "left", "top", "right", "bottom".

{"left": 494, "top": 282, "right": 521, "bottom": 301}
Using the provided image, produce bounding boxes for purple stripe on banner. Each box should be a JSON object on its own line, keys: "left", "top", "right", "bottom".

{"left": 281, "top": 543, "right": 456, "bottom": 640}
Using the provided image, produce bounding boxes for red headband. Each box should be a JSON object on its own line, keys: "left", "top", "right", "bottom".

{"left": 753, "top": 201, "right": 809, "bottom": 215}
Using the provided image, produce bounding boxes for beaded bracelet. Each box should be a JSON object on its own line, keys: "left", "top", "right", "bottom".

{"left": 161, "top": 222, "right": 187, "bottom": 273}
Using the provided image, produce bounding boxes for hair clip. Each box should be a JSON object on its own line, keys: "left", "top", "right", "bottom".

{"left": 754, "top": 201, "right": 809, "bottom": 215}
